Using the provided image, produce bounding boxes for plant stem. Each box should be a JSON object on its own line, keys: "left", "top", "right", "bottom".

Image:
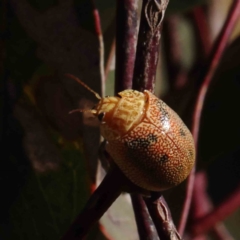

{"left": 144, "top": 193, "right": 181, "bottom": 240}
{"left": 131, "top": 194, "right": 159, "bottom": 240}
{"left": 91, "top": 0, "right": 105, "bottom": 96}
{"left": 61, "top": 167, "right": 124, "bottom": 240}
{"left": 190, "top": 6, "right": 211, "bottom": 58}
{"left": 132, "top": 0, "right": 169, "bottom": 92}
{"left": 115, "top": 2, "right": 161, "bottom": 239}
{"left": 178, "top": 0, "right": 240, "bottom": 235}
{"left": 115, "top": 0, "right": 139, "bottom": 91}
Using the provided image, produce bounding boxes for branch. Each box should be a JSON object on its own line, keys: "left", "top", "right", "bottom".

{"left": 144, "top": 193, "right": 181, "bottom": 240}
{"left": 132, "top": 0, "right": 169, "bottom": 92}
{"left": 131, "top": 194, "right": 159, "bottom": 240}
{"left": 61, "top": 167, "right": 125, "bottom": 240}
{"left": 190, "top": 6, "right": 211, "bottom": 58}
{"left": 178, "top": 0, "right": 240, "bottom": 235}
{"left": 115, "top": 0, "right": 139, "bottom": 91}
{"left": 91, "top": 0, "right": 105, "bottom": 96}
{"left": 129, "top": 2, "right": 181, "bottom": 240}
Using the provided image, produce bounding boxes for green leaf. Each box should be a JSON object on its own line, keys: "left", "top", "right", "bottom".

{"left": 2, "top": 103, "right": 90, "bottom": 240}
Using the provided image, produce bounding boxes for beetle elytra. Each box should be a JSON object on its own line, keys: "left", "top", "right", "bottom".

{"left": 67, "top": 74, "right": 195, "bottom": 191}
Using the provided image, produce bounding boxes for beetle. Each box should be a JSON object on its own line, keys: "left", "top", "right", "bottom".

{"left": 67, "top": 74, "right": 195, "bottom": 192}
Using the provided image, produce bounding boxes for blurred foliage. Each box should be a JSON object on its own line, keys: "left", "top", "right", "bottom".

{"left": 2, "top": 0, "right": 97, "bottom": 239}
{"left": 6, "top": 147, "right": 89, "bottom": 240}
{"left": 168, "top": 0, "right": 206, "bottom": 13}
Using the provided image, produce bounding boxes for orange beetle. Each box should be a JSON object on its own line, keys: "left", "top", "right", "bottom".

{"left": 68, "top": 74, "right": 195, "bottom": 192}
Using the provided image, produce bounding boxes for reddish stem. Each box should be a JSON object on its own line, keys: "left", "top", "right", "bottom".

{"left": 61, "top": 167, "right": 125, "bottom": 240}
{"left": 132, "top": 0, "right": 168, "bottom": 92}
{"left": 115, "top": 2, "right": 177, "bottom": 239}
{"left": 178, "top": 165, "right": 196, "bottom": 236}
{"left": 190, "top": 185, "right": 240, "bottom": 237}
{"left": 91, "top": 0, "right": 105, "bottom": 96}
{"left": 115, "top": 0, "right": 139, "bottom": 91}
{"left": 131, "top": 194, "right": 159, "bottom": 240}
{"left": 178, "top": 0, "right": 240, "bottom": 235}
{"left": 129, "top": 1, "right": 178, "bottom": 239}
{"left": 190, "top": 6, "right": 211, "bottom": 57}
{"left": 144, "top": 193, "right": 181, "bottom": 240}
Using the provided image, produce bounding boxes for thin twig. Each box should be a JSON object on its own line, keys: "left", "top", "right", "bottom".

{"left": 144, "top": 193, "right": 181, "bottom": 240}
{"left": 190, "top": 6, "right": 211, "bottom": 58}
{"left": 61, "top": 167, "right": 125, "bottom": 240}
{"left": 178, "top": 0, "right": 240, "bottom": 235}
{"left": 91, "top": 0, "right": 105, "bottom": 96}
{"left": 115, "top": 0, "right": 139, "bottom": 91}
{"left": 131, "top": 194, "right": 159, "bottom": 240}
{"left": 133, "top": 0, "right": 169, "bottom": 92}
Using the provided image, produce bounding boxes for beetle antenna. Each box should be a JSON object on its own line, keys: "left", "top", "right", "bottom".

{"left": 65, "top": 74, "right": 102, "bottom": 100}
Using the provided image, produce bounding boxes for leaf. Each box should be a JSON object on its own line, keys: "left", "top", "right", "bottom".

{"left": 4, "top": 0, "right": 106, "bottom": 238}
{"left": 0, "top": 101, "right": 90, "bottom": 239}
